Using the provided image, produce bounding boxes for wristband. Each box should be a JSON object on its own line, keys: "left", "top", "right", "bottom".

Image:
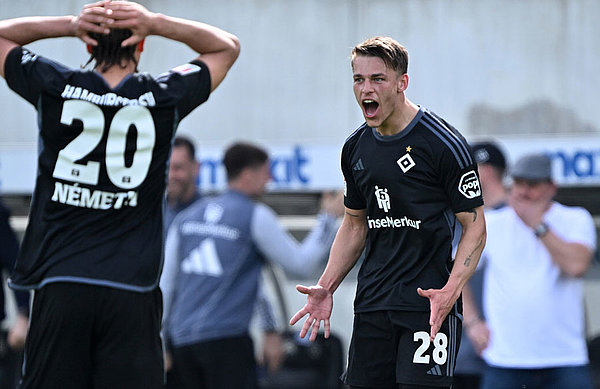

{"left": 533, "top": 222, "right": 550, "bottom": 238}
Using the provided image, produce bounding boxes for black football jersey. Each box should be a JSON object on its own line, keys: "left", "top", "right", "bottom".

{"left": 4, "top": 47, "right": 211, "bottom": 291}
{"left": 342, "top": 107, "right": 483, "bottom": 314}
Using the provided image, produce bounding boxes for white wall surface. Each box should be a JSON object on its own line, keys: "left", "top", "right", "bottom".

{"left": 0, "top": 0, "right": 598, "bottom": 151}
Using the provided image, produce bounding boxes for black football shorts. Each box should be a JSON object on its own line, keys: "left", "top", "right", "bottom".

{"left": 343, "top": 310, "right": 461, "bottom": 388}
{"left": 20, "top": 282, "right": 163, "bottom": 389}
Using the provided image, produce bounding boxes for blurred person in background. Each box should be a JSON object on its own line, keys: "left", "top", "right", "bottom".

{"left": 163, "top": 136, "right": 287, "bottom": 387}
{"left": 470, "top": 142, "right": 509, "bottom": 211}
{"left": 166, "top": 137, "right": 202, "bottom": 230}
{"left": 454, "top": 141, "right": 508, "bottom": 389}
{"left": 477, "top": 153, "right": 595, "bottom": 389}
{"left": 0, "top": 1, "right": 240, "bottom": 387}
{"left": 163, "top": 136, "right": 202, "bottom": 389}
{"left": 0, "top": 200, "right": 29, "bottom": 389}
{"left": 160, "top": 142, "right": 344, "bottom": 389}
{"left": 291, "top": 36, "right": 486, "bottom": 389}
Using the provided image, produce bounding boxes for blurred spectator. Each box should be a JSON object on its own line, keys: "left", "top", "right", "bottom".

{"left": 477, "top": 153, "right": 596, "bottom": 389}
{"left": 454, "top": 141, "right": 508, "bottom": 389}
{"left": 471, "top": 142, "right": 509, "bottom": 211}
{"left": 166, "top": 137, "right": 202, "bottom": 230}
{"left": 163, "top": 137, "right": 285, "bottom": 387}
{"left": 161, "top": 141, "right": 344, "bottom": 388}
{"left": 0, "top": 200, "right": 29, "bottom": 389}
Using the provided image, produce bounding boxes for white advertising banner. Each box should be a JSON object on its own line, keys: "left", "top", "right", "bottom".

{"left": 1, "top": 136, "right": 599, "bottom": 194}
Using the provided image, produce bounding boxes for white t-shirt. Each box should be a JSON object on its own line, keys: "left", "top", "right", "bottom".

{"left": 481, "top": 202, "right": 596, "bottom": 368}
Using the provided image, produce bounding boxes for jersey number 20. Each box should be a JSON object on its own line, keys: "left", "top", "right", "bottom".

{"left": 53, "top": 100, "right": 156, "bottom": 189}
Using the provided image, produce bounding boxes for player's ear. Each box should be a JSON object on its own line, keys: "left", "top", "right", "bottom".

{"left": 397, "top": 73, "right": 409, "bottom": 93}
{"left": 137, "top": 39, "right": 145, "bottom": 53}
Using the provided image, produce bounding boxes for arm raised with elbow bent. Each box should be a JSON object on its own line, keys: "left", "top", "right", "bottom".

{"left": 418, "top": 205, "right": 486, "bottom": 341}
{"left": 0, "top": 1, "right": 120, "bottom": 78}
{"left": 511, "top": 195, "right": 593, "bottom": 278}
{"left": 105, "top": 1, "right": 240, "bottom": 91}
{"left": 289, "top": 207, "right": 367, "bottom": 342}
{"left": 0, "top": 1, "right": 241, "bottom": 90}
{"left": 538, "top": 232, "right": 593, "bottom": 278}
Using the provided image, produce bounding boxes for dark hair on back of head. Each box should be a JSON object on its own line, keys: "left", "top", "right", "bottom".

{"left": 84, "top": 29, "right": 138, "bottom": 73}
{"left": 173, "top": 136, "right": 196, "bottom": 161}
{"left": 223, "top": 142, "right": 269, "bottom": 181}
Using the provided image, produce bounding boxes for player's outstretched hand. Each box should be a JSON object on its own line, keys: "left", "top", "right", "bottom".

{"left": 73, "top": 0, "right": 114, "bottom": 46}
{"left": 417, "top": 287, "right": 456, "bottom": 341}
{"left": 289, "top": 284, "right": 333, "bottom": 342}
{"left": 104, "top": 1, "right": 156, "bottom": 47}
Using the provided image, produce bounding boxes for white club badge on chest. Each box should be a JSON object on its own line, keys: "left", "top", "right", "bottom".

{"left": 397, "top": 145, "right": 416, "bottom": 173}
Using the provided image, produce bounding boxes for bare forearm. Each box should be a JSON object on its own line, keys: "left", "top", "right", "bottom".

{"left": 150, "top": 13, "right": 239, "bottom": 57}
{"left": 317, "top": 222, "right": 366, "bottom": 294}
{"left": 541, "top": 231, "right": 592, "bottom": 277}
{"left": 0, "top": 16, "right": 76, "bottom": 45}
{"left": 448, "top": 208, "right": 486, "bottom": 297}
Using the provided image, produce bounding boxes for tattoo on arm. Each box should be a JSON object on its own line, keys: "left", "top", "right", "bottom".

{"left": 463, "top": 236, "right": 485, "bottom": 267}
{"left": 468, "top": 208, "right": 478, "bottom": 223}
{"left": 345, "top": 210, "right": 361, "bottom": 218}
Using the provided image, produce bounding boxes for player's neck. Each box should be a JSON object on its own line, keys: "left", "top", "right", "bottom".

{"left": 95, "top": 62, "right": 137, "bottom": 89}
{"left": 376, "top": 99, "right": 419, "bottom": 136}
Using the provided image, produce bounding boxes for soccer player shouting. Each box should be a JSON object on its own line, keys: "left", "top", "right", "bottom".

{"left": 291, "top": 36, "right": 486, "bottom": 389}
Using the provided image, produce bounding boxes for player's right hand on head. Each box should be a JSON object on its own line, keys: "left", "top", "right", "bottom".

{"left": 74, "top": 0, "right": 115, "bottom": 45}
{"left": 289, "top": 284, "right": 333, "bottom": 342}
{"left": 103, "top": 1, "right": 156, "bottom": 47}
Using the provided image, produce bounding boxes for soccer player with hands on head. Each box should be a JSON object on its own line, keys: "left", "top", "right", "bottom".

{"left": 0, "top": 1, "right": 239, "bottom": 388}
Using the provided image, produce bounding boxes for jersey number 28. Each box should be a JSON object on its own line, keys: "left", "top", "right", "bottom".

{"left": 413, "top": 331, "right": 448, "bottom": 365}
{"left": 52, "top": 100, "right": 156, "bottom": 189}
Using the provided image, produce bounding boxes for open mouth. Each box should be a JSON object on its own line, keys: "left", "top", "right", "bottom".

{"left": 362, "top": 99, "right": 379, "bottom": 118}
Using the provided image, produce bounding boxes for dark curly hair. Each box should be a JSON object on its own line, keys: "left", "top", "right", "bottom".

{"left": 84, "top": 29, "right": 139, "bottom": 73}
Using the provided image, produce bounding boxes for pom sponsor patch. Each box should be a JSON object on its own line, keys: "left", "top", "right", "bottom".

{"left": 458, "top": 170, "right": 481, "bottom": 199}
{"left": 171, "top": 63, "right": 201, "bottom": 75}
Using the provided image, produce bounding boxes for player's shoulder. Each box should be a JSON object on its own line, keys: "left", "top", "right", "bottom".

{"left": 417, "top": 107, "right": 474, "bottom": 167}
{"left": 8, "top": 46, "right": 73, "bottom": 76}
{"left": 343, "top": 122, "right": 369, "bottom": 149}
{"left": 154, "top": 60, "right": 207, "bottom": 83}
{"left": 418, "top": 108, "right": 468, "bottom": 145}
{"left": 551, "top": 201, "right": 593, "bottom": 221}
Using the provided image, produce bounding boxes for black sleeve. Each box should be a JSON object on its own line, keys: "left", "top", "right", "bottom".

{"left": 437, "top": 132, "right": 484, "bottom": 213}
{"left": 5, "top": 46, "right": 68, "bottom": 107}
{"left": 155, "top": 59, "right": 212, "bottom": 119}
{"left": 341, "top": 139, "right": 366, "bottom": 210}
